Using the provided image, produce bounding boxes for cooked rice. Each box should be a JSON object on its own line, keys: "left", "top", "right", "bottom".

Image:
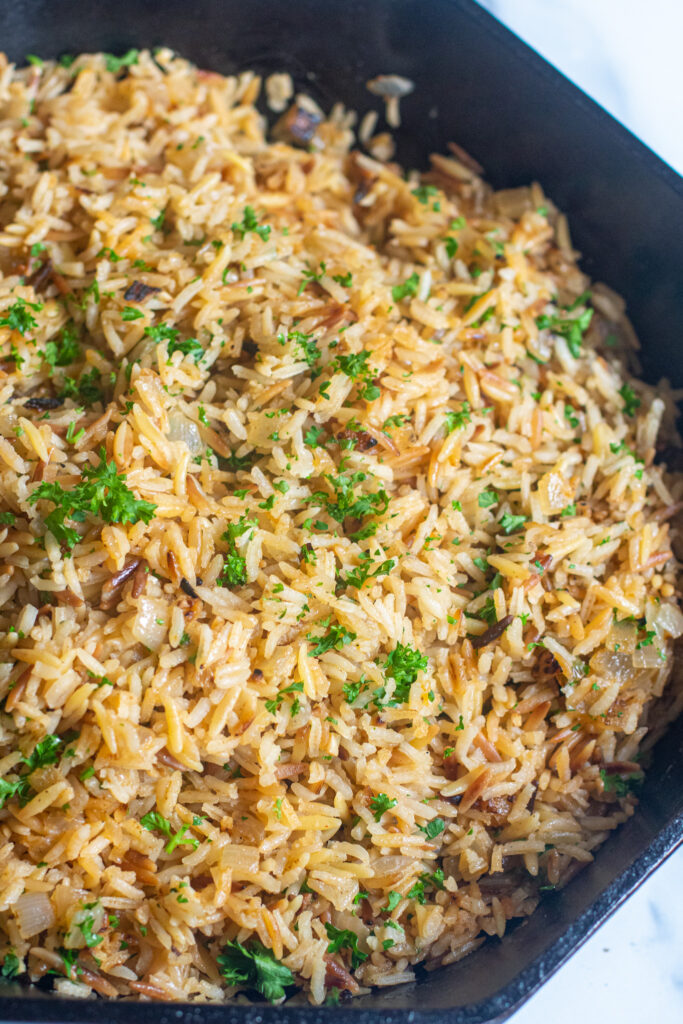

{"left": 0, "top": 48, "right": 682, "bottom": 1005}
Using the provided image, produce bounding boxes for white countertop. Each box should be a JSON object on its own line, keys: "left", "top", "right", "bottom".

{"left": 475, "top": 5, "right": 683, "bottom": 1021}
{"left": 478, "top": 0, "right": 683, "bottom": 175}
{"left": 509, "top": 848, "right": 683, "bottom": 1023}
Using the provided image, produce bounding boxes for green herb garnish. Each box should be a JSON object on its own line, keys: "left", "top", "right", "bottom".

{"left": 29, "top": 450, "right": 156, "bottom": 551}
{"left": 307, "top": 622, "right": 357, "bottom": 657}
{"left": 535, "top": 300, "right": 593, "bottom": 358}
{"left": 418, "top": 817, "right": 445, "bottom": 839}
{"left": 216, "top": 514, "right": 257, "bottom": 588}
{"left": 325, "top": 924, "right": 368, "bottom": 969}
{"left": 499, "top": 512, "right": 527, "bottom": 535}
{"left": 618, "top": 384, "right": 640, "bottom": 417}
{"left": 0, "top": 297, "right": 43, "bottom": 337}
{"left": 231, "top": 206, "right": 271, "bottom": 242}
{"left": 392, "top": 272, "right": 419, "bottom": 303}
{"left": 140, "top": 810, "right": 200, "bottom": 853}
{"left": 104, "top": 50, "right": 139, "bottom": 73}
{"left": 444, "top": 401, "right": 471, "bottom": 433}
{"left": 217, "top": 939, "right": 293, "bottom": 1002}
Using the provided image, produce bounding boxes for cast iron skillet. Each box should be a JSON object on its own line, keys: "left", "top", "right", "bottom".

{"left": 1, "top": 1, "right": 683, "bottom": 1021}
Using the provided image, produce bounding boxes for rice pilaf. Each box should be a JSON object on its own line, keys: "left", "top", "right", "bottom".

{"left": 0, "top": 48, "right": 681, "bottom": 1004}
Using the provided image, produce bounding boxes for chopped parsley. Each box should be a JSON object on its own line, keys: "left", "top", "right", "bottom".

{"left": 104, "top": 49, "right": 139, "bottom": 73}
{"left": 0, "top": 297, "right": 43, "bottom": 337}
{"left": 144, "top": 323, "right": 204, "bottom": 364}
{"left": 444, "top": 401, "right": 472, "bottom": 433}
{"left": 23, "top": 734, "right": 62, "bottom": 772}
{"left": 564, "top": 404, "right": 580, "bottom": 429}
{"left": 298, "top": 260, "right": 327, "bottom": 295}
{"left": 0, "top": 734, "right": 64, "bottom": 811}
{"left": 59, "top": 367, "right": 104, "bottom": 407}
{"left": 443, "top": 236, "right": 458, "bottom": 259}
{"left": 392, "top": 272, "right": 419, "bottom": 303}
{"left": 231, "top": 206, "right": 271, "bottom": 242}
{"left": 478, "top": 489, "right": 499, "bottom": 509}
{"left": 342, "top": 677, "right": 368, "bottom": 704}
{"left": 217, "top": 514, "right": 257, "bottom": 587}
{"left": 140, "top": 810, "right": 200, "bottom": 853}
{"left": 217, "top": 939, "right": 293, "bottom": 1002}
{"left": 218, "top": 449, "right": 257, "bottom": 473}
{"left": 96, "top": 246, "right": 121, "bottom": 262}
{"left": 57, "top": 418, "right": 81, "bottom": 444}
{"left": 370, "top": 793, "right": 397, "bottom": 821}
{"left": 304, "top": 424, "right": 325, "bottom": 448}
{"left": 308, "top": 470, "right": 389, "bottom": 532}
{"left": 0, "top": 776, "right": 31, "bottom": 811}
{"left": 418, "top": 817, "right": 445, "bottom": 839}
{"left": 372, "top": 642, "right": 428, "bottom": 707}
{"left": 407, "top": 868, "right": 445, "bottom": 904}
{"left": 609, "top": 440, "right": 643, "bottom": 463}
{"left": 265, "top": 681, "right": 304, "bottom": 715}
{"left": 76, "top": 912, "right": 103, "bottom": 949}
{"left": 54, "top": 947, "right": 82, "bottom": 980}
{"left": 384, "top": 891, "right": 402, "bottom": 912}
{"left": 29, "top": 451, "right": 156, "bottom": 551}
{"left": 307, "top": 622, "right": 357, "bottom": 657}
{"left": 324, "top": 924, "right": 368, "bottom": 969}
{"left": 43, "top": 323, "right": 81, "bottom": 370}
{"left": 473, "top": 597, "right": 498, "bottom": 626}
{"left": 411, "top": 184, "right": 439, "bottom": 204}
{"left": 282, "top": 329, "right": 321, "bottom": 371}
{"left": 150, "top": 208, "right": 166, "bottom": 231}
{"left": 168, "top": 334, "right": 205, "bottom": 362}
{"left": 635, "top": 629, "right": 657, "bottom": 650}
{"left": 333, "top": 350, "right": 380, "bottom": 401}
{"left": 618, "top": 384, "right": 641, "bottom": 417}
{"left": 535, "top": 299, "right": 593, "bottom": 358}
{"left": 1, "top": 952, "right": 20, "bottom": 979}
{"left": 499, "top": 512, "right": 527, "bottom": 535}
{"left": 121, "top": 307, "right": 144, "bottom": 321}
{"left": 338, "top": 554, "right": 396, "bottom": 591}
{"left": 599, "top": 769, "right": 643, "bottom": 798}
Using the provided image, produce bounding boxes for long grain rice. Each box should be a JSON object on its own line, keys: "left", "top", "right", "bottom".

{"left": 0, "top": 48, "right": 681, "bottom": 1005}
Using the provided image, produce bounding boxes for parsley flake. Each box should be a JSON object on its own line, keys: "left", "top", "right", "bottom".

{"left": 29, "top": 450, "right": 156, "bottom": 551}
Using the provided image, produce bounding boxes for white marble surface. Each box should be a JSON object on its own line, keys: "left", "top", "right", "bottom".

{"left": 478, "top": 0, "right": 683, "bottom": 174}
{"left": 472, "top": 7, "right": 683, "bottom": 1022}
{"left": 508, "top": 848, "right": 683, "bottom": 1023}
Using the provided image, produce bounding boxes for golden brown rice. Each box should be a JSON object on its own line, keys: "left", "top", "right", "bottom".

{"left": 0, "top": 48, "right": 681, "bottom": 1005}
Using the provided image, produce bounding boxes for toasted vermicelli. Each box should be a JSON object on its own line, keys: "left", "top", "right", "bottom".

{"left": 0, "top": 48, "right": 681, "bottom": 1004}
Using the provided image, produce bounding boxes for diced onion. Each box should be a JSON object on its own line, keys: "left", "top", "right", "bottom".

{"left": 370, "top": 855, "right": 413, "bottom": 880}
{"left": 633, "top": 598, "right": 683, "bottom": 668}
{"left": 64, "top": 899, "right": 105, "bottom": 949}
{"left": 131, "top": 597, "right": 168, "bottom": 650}
{"left": 167, "top": 413, "right": 203, "bottom": 455}
{"left": 590, "top": 649, "right": 633, "bottom": 684}
{"left": 648, "top": 600, "right": 683, "bottom": 639}
{"left": 15, "top": 890, "right": 55, "bottom": 938}
{"left": 633, "top": 644, "right": 662, "bottom": 669}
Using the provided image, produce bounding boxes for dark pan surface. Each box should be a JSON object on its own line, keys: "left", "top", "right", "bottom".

{"left": 1, "top": 1, "right": 682, "bottom": 1020}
